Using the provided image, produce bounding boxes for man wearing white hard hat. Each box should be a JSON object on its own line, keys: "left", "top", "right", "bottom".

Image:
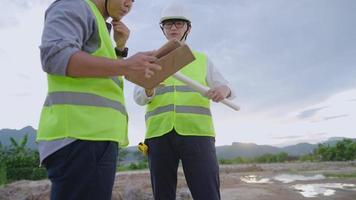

{"left": 134, "top": 1, "right": 236, "bottom": 199}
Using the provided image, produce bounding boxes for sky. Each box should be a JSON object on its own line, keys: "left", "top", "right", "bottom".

{"left": 0, "top": 0, "right": 355, "bottom": 146}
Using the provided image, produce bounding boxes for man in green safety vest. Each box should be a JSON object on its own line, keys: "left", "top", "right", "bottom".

{"left": 37, "top": 0, "right": 161, "bottom": 199}
{"left": 134, "top": 1, "right": 235, "bottom": 200}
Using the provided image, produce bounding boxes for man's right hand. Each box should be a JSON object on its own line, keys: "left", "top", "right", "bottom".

{"left": 120, "top": 51, "right": 161, "bottom": 78}
{"left": 145, "top": 83, "right": 165, "bottom": 97}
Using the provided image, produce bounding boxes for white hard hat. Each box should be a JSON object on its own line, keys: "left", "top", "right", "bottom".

{"left": 160, "top": 1, "right": 191, "bottom": 24}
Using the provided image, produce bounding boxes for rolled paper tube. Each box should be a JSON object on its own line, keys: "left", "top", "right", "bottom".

{"left": 173, "top": 72, "right": 240, "bottom": 111}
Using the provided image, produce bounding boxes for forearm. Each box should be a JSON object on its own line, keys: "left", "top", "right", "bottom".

{"left": 66, "top": 51, "right": 126, "bottom": 77}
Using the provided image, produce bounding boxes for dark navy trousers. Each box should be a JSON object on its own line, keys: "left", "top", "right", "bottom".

{"left": 145, "top": 129, "right": 221, "bottom": 200}
{"left": 43, "top": 140, "right": 118, "bottom": 200}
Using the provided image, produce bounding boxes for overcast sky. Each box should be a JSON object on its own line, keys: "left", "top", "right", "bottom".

{"left": 0, "top": 0, "right": 355, "bottom": 146}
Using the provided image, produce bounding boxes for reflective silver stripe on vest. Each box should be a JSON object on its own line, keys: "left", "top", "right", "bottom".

{"left": 155, "top": 86, "right": 198, "bottom": 96}
{"left": 145, "top": 104, "right": 174, "bottom": 120}
{"left": 175, "top": 85, "right": 197, "bottom": 93}
{"left": 111, "top": 77, "right": 123, "bottom": 89}
{"left": 145, "top": 104, "right": 211, "bottom": 121}
{"left": 44, "top": 91, "right": 127, "bottom": 116}
{"left": 176, "top": 105, "right": 211, "bottom": 116}
{"left": 155, "top": 86, "right": 174, "bottom": 96}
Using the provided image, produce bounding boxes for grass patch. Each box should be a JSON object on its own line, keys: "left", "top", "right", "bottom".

{"left": 117, "top": 161, "right": 148, "bottom": 172}
{"left": 324, "top": 172, "right": 356, "bottom": 178}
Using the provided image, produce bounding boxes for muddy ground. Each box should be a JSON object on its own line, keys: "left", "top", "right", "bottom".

{"left": 1, "top": 161, "right": 355, "bottom": 200}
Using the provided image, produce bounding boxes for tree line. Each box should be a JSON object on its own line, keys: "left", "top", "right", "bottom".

{"left": 0, "top": 134, "right": 47, "bottom": 185}
{"left": 1, "top": 136, "right": 355, "bottom": 185}
{"left": 0, "top": 134, "right": 148, "bottom": 185}
{"left": 220, "top": 139, "right": 356, "bottom": 164}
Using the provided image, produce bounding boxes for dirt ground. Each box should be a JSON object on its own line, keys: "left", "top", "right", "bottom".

{"left": 1, "top": 161, "right": 356, "bottom": 200}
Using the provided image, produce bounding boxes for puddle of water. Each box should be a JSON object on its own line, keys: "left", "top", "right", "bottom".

{"left": 292, "top": 183, "right": 356, "bottom": 198}
{"left": 293, "top": 184, "right": 334, "bottom": 197}
{"left": 274, "top": 174, "right": 325, "bottom": 183}
{"left": 240, "top": 175, "right": 272, "bottom": 184}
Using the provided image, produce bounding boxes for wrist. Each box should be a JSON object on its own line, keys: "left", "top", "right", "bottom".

{"left": 116, "top": 45, "right": 125, "bottom": 51}
{"left": 115, "top": 47, "right": 128, "bottom": 58}
{"left": 114, "top": 59, "right": 128, "bottom": 76}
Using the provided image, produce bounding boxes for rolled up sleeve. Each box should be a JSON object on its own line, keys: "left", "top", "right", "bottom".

{"left": 39, "top": 0, "right": 94, "bottom": 75}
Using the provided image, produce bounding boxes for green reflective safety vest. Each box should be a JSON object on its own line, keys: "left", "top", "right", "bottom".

{"left": 145, "top": 52, "right": 215, "bottom": 139}
{"left": 37, "top": 0, "right": 128, "bottom": 147}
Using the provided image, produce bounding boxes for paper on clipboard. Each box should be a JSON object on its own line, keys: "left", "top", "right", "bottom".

{"left": 125, "top": 40, "right": 196, "bottom": 89}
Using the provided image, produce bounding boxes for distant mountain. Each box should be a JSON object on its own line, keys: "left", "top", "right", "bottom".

{"left": 216, "top": 142, "right": 281, "bottom": 159}
{"left": 216, "top": 137, "right": 354, "bottom": 159}
{"left": 280, "top": 143, "right": 316, "bottom": 156}
{"left": 0, "top": 126, "right": 37, "bottom": 149}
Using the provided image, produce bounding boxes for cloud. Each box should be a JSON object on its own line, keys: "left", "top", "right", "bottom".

{"left": 12, "top": 93, "right": 31, "bottom": 97}
{"left": 272, "top": 135, "right": 303, "bottom": 140}
{"left": 0, "top": 17, "right": 18, "bottom": 29}
{"left": 323, "top": 114, "right": 349, "bottom": 121}
{"left": 296, "top": 107, "right": 328, "bottom": 119}
{"left": 0, "top": 0, "right": 53, "bottom": 28}
{"left": 293, "top": 89, "right": 356, "bottom": 122}
{"left": 313, "top": 132, "right": 328, "bottom": 136}
{"left": 6, "top": 0, "right": 52, "bottom": 8}
{"left": 275, "top": 132, "right": 328, "bottom": 140}
{"left": 16, "top": 73, "right": 31, "bottom": 80}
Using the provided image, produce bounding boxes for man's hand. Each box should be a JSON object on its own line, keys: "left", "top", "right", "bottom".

{"left": 145, "top": 88, "right": 155, "bottom": 97}
{"left": 145, "top": 84, "right": 165, "bottom": 97}
{"left": 121, "top": 51, "right": 161, "bottom": 79}
{"left": 205, "top": 85, "right": 231, "bottom": 102}
{"left": 112, "top": 20, "right": 130, "bottom": 50}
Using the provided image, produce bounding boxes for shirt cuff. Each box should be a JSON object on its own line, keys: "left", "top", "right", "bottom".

{"left": 226, "top": 86, "right": 236, "bottom": 100}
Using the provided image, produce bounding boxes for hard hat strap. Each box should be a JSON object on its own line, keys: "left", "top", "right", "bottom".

{"left": 160, "top": 25, "right": 166, "bottom": 37}
{"left": 180, "top": 25, "right": 191, "bottom": 41}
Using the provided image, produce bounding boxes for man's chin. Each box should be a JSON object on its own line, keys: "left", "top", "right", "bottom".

{"left": 168, "top": 36, "right": 180, "bottom": 41}
{"left": 111, "top": 15, "right": 123, "bottom": 20}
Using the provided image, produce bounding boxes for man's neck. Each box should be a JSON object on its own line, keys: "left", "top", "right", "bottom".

{"left": 91, "top": 0, "right": 109, "bottom": 19}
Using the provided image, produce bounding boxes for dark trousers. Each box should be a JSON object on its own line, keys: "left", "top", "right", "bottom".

{"left": 145, "top": 129, "right": 220, "bottom": 200}
{"left": 43, "top": 140, "right": 118, "bottom": 200}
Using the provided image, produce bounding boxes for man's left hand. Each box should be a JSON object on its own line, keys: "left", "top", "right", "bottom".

{"left": 112, "top": 20, "right": 130, "bottom": 50}
{"left": 205, "top": 85, "right": 231, "bottom": 102}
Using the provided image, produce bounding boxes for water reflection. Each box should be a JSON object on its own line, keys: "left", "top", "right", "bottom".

{"left": 240, "top": 175, "right": 272, "bottom": 183}
{"left": 292, "top": 183, "right": 356, "bottom": 198}
{"left": 274, "top": 174, "right": 325, "bottom": 183}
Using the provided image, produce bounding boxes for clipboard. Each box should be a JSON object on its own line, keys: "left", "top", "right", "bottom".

{"left": 125, "top": 40, "right": 196, "bottom": 89}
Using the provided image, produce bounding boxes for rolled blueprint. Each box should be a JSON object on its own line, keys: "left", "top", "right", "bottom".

{"left": 173, "top": 72, "right": 240, "bottom": 111}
